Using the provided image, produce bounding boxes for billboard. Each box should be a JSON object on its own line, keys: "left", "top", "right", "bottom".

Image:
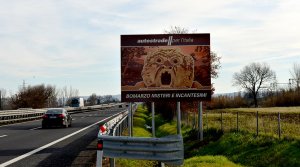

{"left": 121, "top": 34, "right": 211, "bottom": 102}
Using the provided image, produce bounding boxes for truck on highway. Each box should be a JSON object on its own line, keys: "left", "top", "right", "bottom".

{"left": 71, "top": 97, "right": 84, "bottom": 107}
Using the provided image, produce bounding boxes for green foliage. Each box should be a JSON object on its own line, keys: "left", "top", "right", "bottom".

{"left": 183, "top": 155, "right": 244, "bottom": 167}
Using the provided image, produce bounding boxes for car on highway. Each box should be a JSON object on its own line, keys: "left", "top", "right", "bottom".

{"left": 42, "top": 108, "right": 72, "bottom": 128}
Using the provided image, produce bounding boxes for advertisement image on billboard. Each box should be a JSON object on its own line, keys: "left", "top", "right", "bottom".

{"left": 121, "top": 34, "right": 211, "bottom": 102}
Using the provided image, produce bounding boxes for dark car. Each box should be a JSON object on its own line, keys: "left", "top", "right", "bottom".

{"left": 42, "top": 108, "right": 72, "bottom": 128}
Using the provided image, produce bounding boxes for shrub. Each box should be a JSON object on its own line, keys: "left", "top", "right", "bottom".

{"left": 212, "top": 94, "right": 248, "bottom": 109}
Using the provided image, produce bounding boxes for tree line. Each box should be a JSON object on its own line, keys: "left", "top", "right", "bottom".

{"left": 0, "top": 85, "right": 120, "bottom": 110}
{"left": 0, "top": 84, "right": 79, "bottom": 110}
{"left": 85, "top": 93, "right": 120, "bottom": 106}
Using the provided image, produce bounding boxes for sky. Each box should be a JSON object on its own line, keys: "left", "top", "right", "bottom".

{"left": 0, "top": 0, "right": 299, "bottom": 96}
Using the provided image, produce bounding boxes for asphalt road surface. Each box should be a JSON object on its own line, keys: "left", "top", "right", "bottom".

{"left": 0, "top": 106, "right": 126, "bottom": 167}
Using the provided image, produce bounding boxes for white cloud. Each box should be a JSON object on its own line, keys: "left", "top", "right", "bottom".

{"left": 0, "top": 0, "right": 299, "bottom": 95}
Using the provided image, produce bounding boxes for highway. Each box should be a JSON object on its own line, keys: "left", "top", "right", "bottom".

{"left": 0, "top": 106, "right": 126, "bottom": 167}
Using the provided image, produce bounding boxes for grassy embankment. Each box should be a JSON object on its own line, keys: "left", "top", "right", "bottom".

{"left": 116, "top": 105, "right": 300, "bottom": 167}
{"left": 180, "top": 107, "right": 300, "bottom": 140}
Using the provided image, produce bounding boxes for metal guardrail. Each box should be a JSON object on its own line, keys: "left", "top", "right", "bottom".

{"left": 96, "top": 104, "right": 184, "bottom": 166}
{"left": 98, "top": 104, "right": 137, "bottom": 136}
{"left": 0, "top": 103, "right": 124, "bottom": 123}
{"left": 98, "top": 134, "right": 184, "bottom": 166}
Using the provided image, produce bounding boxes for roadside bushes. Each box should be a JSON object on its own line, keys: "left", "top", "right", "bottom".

{"left": 211, "top": 94, "right": 248, "bottom": 109}
{"left": 262, "top": 89, "right": 300, "bottom": 107}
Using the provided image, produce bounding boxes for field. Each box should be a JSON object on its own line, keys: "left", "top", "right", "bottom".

{"left": 177, "top": 107, "right": 300, "bottom": 140}
{"left": 113, "top": 105, "right": 300, "bottom": 166}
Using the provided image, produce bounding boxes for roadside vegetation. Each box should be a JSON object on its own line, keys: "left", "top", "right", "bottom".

{"left": 115, "top": 104, "right": 300, "bottom": 167}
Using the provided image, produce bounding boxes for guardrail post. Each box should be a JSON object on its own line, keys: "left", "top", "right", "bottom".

{"left": 96, "top": 139, "right": 103, "bottom": 167}
{"left": 110, "top": 158, "right": 115, "bottom": 167}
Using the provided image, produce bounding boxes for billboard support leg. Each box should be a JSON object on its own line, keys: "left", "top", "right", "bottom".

{"left": 198, "top": 102, "right": 203, "bottom": 141}
{"left": 152, "top": 102, "right": 155, "bottom": 138}
{"left": 131, "top": 103, "right": 133, "bottom": 137}
{"left": 129, "top": 103, "right": 132, "bottom": 137}
{"left": 177, "top": 102, "right": 181, "bottom": 135}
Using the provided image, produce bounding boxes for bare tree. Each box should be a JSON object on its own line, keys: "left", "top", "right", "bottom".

{"left": 87, "top": 93, "right": 98, "bottom": 105}
{"left": 232, "top": 62, "right": 276, "bottom": 107}
{"left": 163, "top": 26, "right": 197, "bottom": 34}
{"left": 10, "top": 84, "right": 54, "bottom": 109}
{"left": 97, "top": 95, "right": 103, "bottom": 104}
{"left": 0, "top": 88, "right": 7, "bottom": 109}
{"left": 62, "top": 86, "right": 68, "bottom": 106}
{"left": 57, "top": 88, "right": 63, "bottom": 107}
{"left": 290, "top": 62, "right": 300, "bottom": 90}
{"left": 164, "top": 26, "right": 222, "bottom": 80}
{"left": 102, "top": 95, "right": 114, "bottom": 104}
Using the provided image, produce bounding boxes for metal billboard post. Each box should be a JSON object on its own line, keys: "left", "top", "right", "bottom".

{"left": 128, "top": 103, "right": 132, "bottom": 137}
{"left": 131, "top": 103, "right": 133, "bottom": 137}
{"left": 152, "top": 102, "right": 164, "bottom": 167}
{"left": 177, "top": 102, "right": 181, "bottom": 135}
{"left": 152, "top": 102, "right": 155, "bottom": 138}
{"left": 198, "top": 102, "right": 203, "bottom": 141}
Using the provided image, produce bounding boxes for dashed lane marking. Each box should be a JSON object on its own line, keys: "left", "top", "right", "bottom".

{"left": 30, "top": 127, "right": 41, "bottom": 130}
{"left": 0, "top": 135, "right": 7, "bottom": 138}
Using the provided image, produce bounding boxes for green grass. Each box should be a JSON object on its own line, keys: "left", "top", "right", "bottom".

{"left": 183, "top": 155, "right": 244, "bottom": 167}
{"left": 213, "top": 107, "right": 300, "bottom": 114}
{"left": 188, "top": 131, "right": 300, "bottom": 167}
{"left": 116, "top": 105, "right": 300, "bottom": 167}
{"left": 116, "top": 105, "right": 158, "bottom": 167}
{"left": 179, "top": 110, "right": 300, "bottom": 140}
{"left": 117, "top": 105, "right": 241, "bottom": 167}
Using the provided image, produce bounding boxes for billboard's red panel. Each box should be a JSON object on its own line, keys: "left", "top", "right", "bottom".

{"left": 121, "top": 34, "right": 211, "bottom": 102}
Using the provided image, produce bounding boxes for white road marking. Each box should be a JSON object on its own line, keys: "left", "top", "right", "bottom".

{"left": 89, "top": 115, "right": 92, "bottom": 116}
{"left": 81, "top": 116, "right": 85, "bottom": 118}
{"left": 0, "top": 112, "right": 120, "bottom": 167}
{"left": 0, "top": 120, "right": 41, "bottom": 128}
{"left": 30, "top": 127, "right": 41, "bottom": 130}
{"left": 0, "top": 135, "right": 7, "bottom": 138}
